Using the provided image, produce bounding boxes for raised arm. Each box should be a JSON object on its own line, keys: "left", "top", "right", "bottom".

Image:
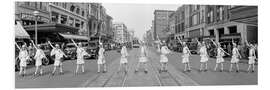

{"left": 47, "top": 41, "right": 55, "bottom": 49}
{"left": 210, "top": 39, "right": 217, "bottom": 47}
{"left": 15, "top": 42, "right": 21, "bottom": 50}
{"left": 30, "top": 40, "right": 38, "bottom": 50}
{"left": 71, "top": 39, "right": 79, "bottom": 48}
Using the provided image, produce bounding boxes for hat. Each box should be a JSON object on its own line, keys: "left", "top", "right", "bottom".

{"left": 233, "top": 43, "right": 237, "bottom": 46}
{"left": 99, "top": 43, "right": 103, "bottom": 45}
{"left": 22, "top": 45, "right": 26, "bottom": 48}
{"left": 55, "top": 44, "right": 60, "bottom": 47}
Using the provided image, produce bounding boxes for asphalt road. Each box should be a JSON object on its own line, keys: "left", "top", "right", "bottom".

{"left": 15, "top": 47, "right": 257, "bottom": 88}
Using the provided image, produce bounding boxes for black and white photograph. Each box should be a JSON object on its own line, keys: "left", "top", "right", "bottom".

{"left": 6, "top": 0, "right": 264, "bottom": 89}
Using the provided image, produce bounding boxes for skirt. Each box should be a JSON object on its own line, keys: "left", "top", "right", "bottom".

{"left": 77, "top": 59, "right": 85, "bottom": 64}
{"left": 160, "top": 55, "right": 168, "bottom": 63}
{"left": 97, "top": 56, "right": 105, "bottom": 64}
{"left": 54, "top": 60, "right": 62, "bottom": 66}
{"left": 200, "top": 55, "right": 208, "bottom": 63}
{"left": 120, "top": 57, "right": 128, "bottom": 64}
{"left": 20, "top": 60, "right": 27, "bottom": 67}
{"left": 216, "top": 57, "right": 224, "bottom": 63}
{"left": 248, "top": 56, "right": 256, "bottom": 64}
{"left": 35, "top": 59, "right": 42, "bottom": 66}
{"left": 139, "top": 57, "right": 148, "bottom": 63}
{"left": 231, "top": 56, "right": 239, "bottom": 63}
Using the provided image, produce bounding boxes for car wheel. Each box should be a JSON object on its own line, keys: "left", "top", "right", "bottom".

{"left": 42, "top": 58, "right": 50, "bottom": 65}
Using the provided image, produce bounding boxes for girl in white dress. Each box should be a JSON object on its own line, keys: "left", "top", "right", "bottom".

{"left": 34, "top": 44, "right": 46, "bottom": 76}
{"left": 159, "top": 41, "right": 170, "bottom": 73}
{"left": 97, "top": 43, "right": 107, "bottom": 73}
{"left": 118, "top": 44, "right": 128, "bottom": 74}
{"left": 182, "top": 42, "right": 191, "bottom": 72}
{"left": 214, "top": 42, "right": 229, "bottom": 72}
{"left": 75, "top": 43, "right": 90, "bottom": 74}
{"left": 199, "top": 41, "right": 209, "bottom": 72}
{"left": 18, "top": 44, "right": 30, "bottom": 77}
{"left": 135, "top": 43, "right": 148, "bottom": 73}
{"left": 229, "top": 43, "right": 242, "bottom": 72}
{"left": 247, "top": 43, "right": 256, "bottom": 72}
{"left": 50, "top": 44, "right": 66, "bottom": 75}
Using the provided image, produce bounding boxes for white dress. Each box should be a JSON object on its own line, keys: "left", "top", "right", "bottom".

{"left": 231, "top": 48, "right": 240, "bottom": 63}
{"left": 76, "top": 47, "right": 88, "bottom": 64}
{"left": 248, "top": 48, "right": 256, "bottom": 64}
{"left": 51, "top": 48, "right": 64, "bottom": 66}
{"left": 97, "top": 47, "right": 106, "bottom": 64}
{"left": 34, "top": 49, "right": 46, "bottom": 66}
{"left": 200, "top": 46, "right": 208, "bottom": 63}
{"left": 19, "top": 50, "right": 29, "bottom": 67}
{"left": 160, "top": 46, "right": 169, "bottom": 63}
{"left": 216, "top": 47, "right": 225, "bottom": 63}
{"left": 182, "top": 46, "right": 190, "bottom": 63}
{"left": 139, "top": 46, "right": 148, "bottom": 63}
{"left": 120, "top": 46, "right": 128, "bottom": 64}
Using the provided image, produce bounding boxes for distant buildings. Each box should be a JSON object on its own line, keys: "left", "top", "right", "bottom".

{"left": 152, "top": 5, "right": 258, "bottom": 45}
{"left": 15, "top": 2, "right": 114, "bottom": 44}
{"left": 153, "top": 10, "right": 174, "bottom": 41}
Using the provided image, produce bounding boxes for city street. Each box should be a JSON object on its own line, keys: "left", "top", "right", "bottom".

{"left": 15, "top": 47, "right": 257, "bottom": 88}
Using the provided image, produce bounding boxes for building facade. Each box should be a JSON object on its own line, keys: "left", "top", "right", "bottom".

{"left": 113, "top": 22, "right": 128, "bottom": 43}
{"left": 153, "top": 10, "right": 174, "bottom": 41}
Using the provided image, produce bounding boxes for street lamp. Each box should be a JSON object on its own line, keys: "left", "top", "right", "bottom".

{"left": 33, "top": 11, "right": 39, "bottom": 45}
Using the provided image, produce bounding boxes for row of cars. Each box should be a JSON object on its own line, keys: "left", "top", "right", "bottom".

{"left": 15, "top": 41, "right": 100, "bottom": 71}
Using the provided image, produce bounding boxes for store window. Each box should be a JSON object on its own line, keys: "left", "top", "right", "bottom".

{"left": 218, "top": 28, "right": 224, "bottom": 35}
{"left": 209, "top": 29, "right": 215, "bottom": 36}
{"left": 75, "top": 19, "right": 80, "bottom": 28}
{"left": 60, "top": 15, "right": 67, "bottom": 24}
{"left": 228, "top": 26, "right": 237, "bottom": 34}
{"left": 69, "top": 17, "right": 74, "bottom": 26}
{"left": 51, "top": 12, "right": 59, "bottom": 23}
{"left": 81, "top": 21, "right": 84, "bottom": 29}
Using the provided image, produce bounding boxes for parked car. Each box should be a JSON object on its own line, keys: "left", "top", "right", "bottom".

{"left": 85, "top": 41, "right": 99, "bottom": 59}
{"left": 63, "top": 43, "right": 77, "bottom": 60}
{"left": 186, "top": 42, "right": 199, "bottom": 54}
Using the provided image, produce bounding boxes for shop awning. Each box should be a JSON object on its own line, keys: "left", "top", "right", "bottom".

{"left": 59, "top": 33, "right": 89, "bottom": 40}
{"left": 15, "top": 21, "right": 30, "bottom": 39}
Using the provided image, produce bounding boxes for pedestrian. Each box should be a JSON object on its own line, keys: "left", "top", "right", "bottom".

{"left": 159, "top": 41, "right": 170, "bottom": 73}
{"left": 97, "top": 43, "right": 107, "bottom": 73}
{"left": 18, "top": 44, "right": 30, "bottom": 77}
{"left": 199, "top": 41, "right": 209, "bottom": 72}
{"left": 214, "top": 42, "right": 227, "bottom": 72}
{"left": 182, "top": 42, "right": 191, "bottom": 72}
{"left": 50, "top": 44, "right": 66, "bottom": 75}
{"left": 33, "top": 44, "right": 46, "bottom": 76}
{"left": 247, "top": 43, "right": 256, "bottom": 72}
{"left": 229, "top": 43, "right": 242, "bottom": 72}
{"left": 75, "top": 42, "right": 90, "bottom": 75}
{"left": 135, "top": 42, "right": 148, "bottom": 74}
{"left": 118, "top": 44, "right": 128, "bottom": 74}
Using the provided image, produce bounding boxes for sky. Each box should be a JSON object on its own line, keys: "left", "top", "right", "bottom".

{"left": 102, "top": 3, "right": 180, "bottom": 40}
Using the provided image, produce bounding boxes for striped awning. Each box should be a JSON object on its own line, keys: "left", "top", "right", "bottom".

{"left": 59, "top": 33, "right": 89, "bottom": 40}
{"left": 15, "top": 21, "right": 30, "bottom": 39}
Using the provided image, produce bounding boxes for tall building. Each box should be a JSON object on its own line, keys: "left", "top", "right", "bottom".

{"left": 113, "top": 22, "right": 128, "bottom": 43}
{"left": 175, "top": 6, "right": 185, "bottom": 39}
{"left": 229, "top": 6, "right": 257, "bottom": 43}
{"left": 153, "top": 10, "right": 174, "bottom": 41}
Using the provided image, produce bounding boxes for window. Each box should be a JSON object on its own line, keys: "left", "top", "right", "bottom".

{"left": 228, "top": 26, "right": 237, "bottom": 34}
{"left": 70, "top": 5, "right": 75, "bottom": 12}
{"left": 81, "top": 21, "right": 84, "bottom": 29}
{"left": 60, "top": 15, "right": 67, "bottom": 24}
{"left": 192, "top": 14, "right": 198, "bottom": 26}
{"left": 209, "top": 29, "right": 215, "bottom": 36}
{"left": 69, "top": 17, "right": 74, "bottom": 26}
{"left": 76, "top": 8, "right": 80, "bottom": 14}
{"left": 218, "top": 28, "right": 224, "bottom": 35}
{"left": 51, "top": 12, "right": 59, "bottom": 23}
{"left": 75, "top": 19, "right": 80, "bottom": 28}
{"left": 82, "top": 11, "right": 85, "bottom": 16}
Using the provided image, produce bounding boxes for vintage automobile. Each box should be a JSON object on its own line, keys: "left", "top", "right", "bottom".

{"left": 186, "top": 42, "right": 199, "bottom": 54}
{"left": 63, "top": 43, "right": 77, "bottom": 60}
{"left": 85, "top": 41, "right": 99, "bottom": 59}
